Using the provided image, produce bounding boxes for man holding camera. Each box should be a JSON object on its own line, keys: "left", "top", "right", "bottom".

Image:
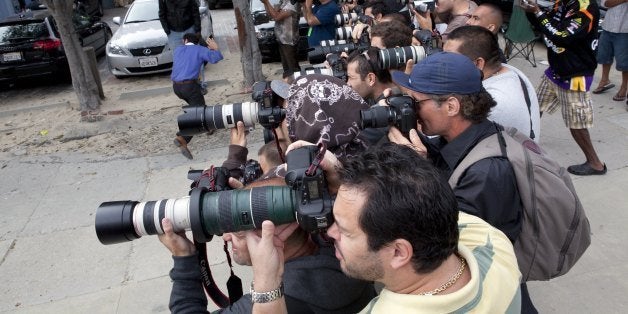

{"left": 158, "top": 178, "right": 377, "bottom": 313}
{"left": 260, "top": 0, "right": 301, "bottom": 76}
{"left": 246, "top": 142, "right": 521, "bottom": 313}
{"left": 303, "top": 0, "right": 341, "bottom": 47}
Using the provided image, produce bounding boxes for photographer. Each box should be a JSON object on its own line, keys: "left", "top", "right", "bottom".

{"left": 346, "top": 47, "right": 400, "bottom": 105}
{"left": 246, "top": 142, "right": 522, "bottom": 313}
{"left": 260, "top": 0, "right": 301, "bottom": 76}
{"left": 303, "top": 0, "right": 341, "bottom": 47}
{"left": 159, "top": 177, "right": 377, "bottom": 313}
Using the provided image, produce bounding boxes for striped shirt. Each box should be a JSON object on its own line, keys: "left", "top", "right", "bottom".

{"left": 359, "top": 213, "right": 521, "bottom": 314}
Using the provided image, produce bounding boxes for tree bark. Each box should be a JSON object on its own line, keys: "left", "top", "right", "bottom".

{"left": 233, "top": 0, "right": 264, "bottom": 91}
{"left": 42, "top": 0, "right": 102, "bottom": 111}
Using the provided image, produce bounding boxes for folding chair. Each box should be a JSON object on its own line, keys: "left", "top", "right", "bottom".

{"left": 503, "top": 4, "right": 540, "bottom": 67}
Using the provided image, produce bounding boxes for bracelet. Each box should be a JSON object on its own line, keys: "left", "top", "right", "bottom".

{"left": 535, "top": 10, "right": 543, "bottom": 18}
{"left": 250, "top": 281, "right": 284, "bottom": 303}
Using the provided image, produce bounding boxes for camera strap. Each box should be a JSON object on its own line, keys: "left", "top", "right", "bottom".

{"left": 194, "top": 240, "right": 243, "bottom": 308}
{"left": 306, "top": 143, "right": 327, "bottom": 176}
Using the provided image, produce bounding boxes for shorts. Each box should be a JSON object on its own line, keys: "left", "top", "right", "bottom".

{"left": 596, "top": 30, "right": 628, "bottom": 71}
{"left": 537, "top": 75, "right": 594, "bottom": 129}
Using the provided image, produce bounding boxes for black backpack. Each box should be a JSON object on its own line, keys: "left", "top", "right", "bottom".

{"left": 448, "top": 127, "right": 591, "bottom": 281}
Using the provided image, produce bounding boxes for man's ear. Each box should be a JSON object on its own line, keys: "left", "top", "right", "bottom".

{"left": 474, "top": 57, "right": 486, "bottom": 72}
{"left": 487, "top": 24, "right": 496, "bottom": 34}
{"left": 367, "top": 72, "right": 377, "bottom": 86}
{"left": 388, "top": 239, "right": 414, "bottom": 270}
{"left": 446, "top": 96, "right": 461, "bottom": 117}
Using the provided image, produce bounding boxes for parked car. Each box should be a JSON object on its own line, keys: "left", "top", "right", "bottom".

{"left": 106, "top": 0, "right": 213, "bottom": 78}
{"left": 0, "top": 10, "right": 111, "bottom": 85}
{"left": 251, "top": 0, "right": 309, "bottom": 63}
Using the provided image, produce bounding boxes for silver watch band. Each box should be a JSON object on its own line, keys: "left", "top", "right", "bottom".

{"left": 250, "top": 281, "right": 284, "bottom": 303}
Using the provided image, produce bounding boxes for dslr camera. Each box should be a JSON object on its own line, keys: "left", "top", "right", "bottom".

{"left": 360, "top": 95, "right": 417, "bottom": 134}
{"left": 177, "top": 81, "right": 286, "bottom": 136}
{"left": 95, "top": 145, "right": 333, "bottom": 245}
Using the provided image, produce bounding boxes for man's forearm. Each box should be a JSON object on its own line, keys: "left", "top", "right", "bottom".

{"left": 602, "top": 0, "right": 627, "bottom": 8}
{"left": 303, "top": 5, "right": 320, "bottom": 25}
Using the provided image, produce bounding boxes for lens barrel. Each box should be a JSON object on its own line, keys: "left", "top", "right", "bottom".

{"left": 95, "top": 186, "right": 298, "bottom": 245}
{"left": 378, "top": 46, "right": 427, "bottom": 70}
{"left": 177, "top": 102, "right": 260, "bottom": 136}
{"left": 360, "top": 106, "right": 395, "bottom": 129}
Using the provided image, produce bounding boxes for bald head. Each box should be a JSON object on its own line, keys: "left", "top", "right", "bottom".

{"left": 466, "top": 3, "right": 503, "bottom": 35}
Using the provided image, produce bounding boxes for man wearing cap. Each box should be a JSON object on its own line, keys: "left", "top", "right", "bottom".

{"left": 390, "top": 51, "right": 522, "bottom": 245}
{"left": 389, "top": 50, "right": 534, "bottom": 311}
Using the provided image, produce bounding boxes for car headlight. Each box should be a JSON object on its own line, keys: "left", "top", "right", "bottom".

{"left": 256, "top": 29, "right": 275, "bottom": 39}
{"left": 108, "top": 43, "right": 127, "bottom": 56}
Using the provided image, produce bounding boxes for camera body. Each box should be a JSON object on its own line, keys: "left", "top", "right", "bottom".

{"left": 360, "top": 95, "right": 417, "bottom": 134}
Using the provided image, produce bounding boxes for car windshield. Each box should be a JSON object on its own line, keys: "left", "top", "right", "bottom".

{"left": 0, "top": 21, "right": 48, "bottom": 44}
{"left": 125, "top": 1, "right": 160, "bottom": 24}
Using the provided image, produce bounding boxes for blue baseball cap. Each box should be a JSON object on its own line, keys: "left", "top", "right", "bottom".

{"left": 391, "top": 52, "right": 483, "bottom": 95}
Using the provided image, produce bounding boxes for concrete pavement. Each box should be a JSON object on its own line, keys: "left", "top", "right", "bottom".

{"left": 1, "top": 7, "right": 628, "bottom": 314}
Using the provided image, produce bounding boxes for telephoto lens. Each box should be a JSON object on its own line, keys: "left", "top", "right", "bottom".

{"left": 335, "top": 13, "right": 358, "bottom": 25}
{"left": 95, "top": 186, "right": 298, "bottom": 245}
{"left": 378, "top": 46, "right": 427, "bottom": 70}
{"left": 177, "top": 102, "right": 286, "bottom": 136}
{"left": 336, "top": 26, "right": 354, "bottom": 40}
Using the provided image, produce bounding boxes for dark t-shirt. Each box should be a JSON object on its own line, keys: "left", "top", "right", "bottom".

{"left": 308, "top": 1, "right": 341, "bottom": 47}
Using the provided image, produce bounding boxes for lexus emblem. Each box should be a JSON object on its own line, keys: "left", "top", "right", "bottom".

{"left": 143, "top": 48, "right": 152, "bottom": 56}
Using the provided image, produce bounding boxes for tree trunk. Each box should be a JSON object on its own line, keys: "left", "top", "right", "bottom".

{"left": 233, "top": 0, "right": 264, "bottom": 91}
{"left": 42, "top": 0, "right": 102, "bottom": 111}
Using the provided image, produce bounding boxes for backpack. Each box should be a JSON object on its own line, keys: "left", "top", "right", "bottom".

{"left": 448, "top": 127, "right": 591, "bottom": 281}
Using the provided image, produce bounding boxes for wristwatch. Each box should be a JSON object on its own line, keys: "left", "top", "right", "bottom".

{"left": 250, "top": 282, "right": 284, "bottom": 303}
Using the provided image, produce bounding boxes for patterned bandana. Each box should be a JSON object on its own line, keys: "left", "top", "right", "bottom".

{"left": 286, "top": 74, "right": 371, "bottom": 159}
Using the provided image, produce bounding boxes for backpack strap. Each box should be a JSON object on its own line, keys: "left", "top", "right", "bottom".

{"left": 516, "top": 74, "right": 536, "bottom": 140}
{"left": 448, "top": 131, "right": 505, "bottom": 188}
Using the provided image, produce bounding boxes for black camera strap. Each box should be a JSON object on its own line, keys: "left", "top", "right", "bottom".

{"left": 306, "top": 143, "right": 327, "bottom": 176}
{"left": 194, "top": 240, "right": 243, "bottom": 308}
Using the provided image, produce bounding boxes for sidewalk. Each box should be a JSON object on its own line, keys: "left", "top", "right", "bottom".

{"left": 1, "top": 10, "right": 627, "bottom": 314}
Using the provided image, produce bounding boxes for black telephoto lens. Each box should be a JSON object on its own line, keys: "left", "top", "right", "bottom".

{"left": 360, "top": 106, "right": 395, "bottom": 129}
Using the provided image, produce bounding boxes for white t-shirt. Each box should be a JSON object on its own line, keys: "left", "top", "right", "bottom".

{"left": 483, "top": 64, "right": 541, "bottom": 142}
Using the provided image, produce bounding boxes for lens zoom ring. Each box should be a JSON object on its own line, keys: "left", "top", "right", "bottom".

{"left": 143, "top": 201, "right": 157, "bottom": 235}
{"left": 251, "top": 189, "right": 269, "bottom": 228}
{"left": 218, "top": 191, "right": 233, "bottom": 232}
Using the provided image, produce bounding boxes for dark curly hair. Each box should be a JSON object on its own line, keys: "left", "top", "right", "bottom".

{"left": 428, "top": 89, "right": 496, "bottom": 123}
{"left": 370, "top": 19, "right": 413, "bottom": 48}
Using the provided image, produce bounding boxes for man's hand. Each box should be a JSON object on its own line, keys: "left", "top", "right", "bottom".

{"left": 230, "top": 121, "right": 247, "bottom": 147}
{"left": 412, "top": 8, "right": 433, "bottom": 31}
{"left": 206, "top": 37, "right": 219, "bottom": 50}
{"left": 246, "top": 221, "right": 299, "bottom": 291}
{"left": 351, "top": 23, "right": 369, "bottom": 44}
{"left": 388, "top": 127, "right": 428, "bottom": 158}
{"left": 286, "top": 140, "right": 342, "bottom": 194}
{"left": 158, "top": 218, "right": 196, "bottom": 257}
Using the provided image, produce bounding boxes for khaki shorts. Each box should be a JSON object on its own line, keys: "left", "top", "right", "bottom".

{"left": 537, "top": 75, "right": 594, "bottom": 129}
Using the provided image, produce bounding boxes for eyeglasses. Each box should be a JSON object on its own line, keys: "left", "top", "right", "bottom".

{"left": 413, "top": 98, "right": 432, "bottom": 108}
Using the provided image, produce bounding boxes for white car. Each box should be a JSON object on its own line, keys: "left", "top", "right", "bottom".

{"left": 106, "top": 0, "right": 213, "bottom": 78}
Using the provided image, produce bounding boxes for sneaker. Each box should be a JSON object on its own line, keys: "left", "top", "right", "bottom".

{"left": 567, "top": 162, "right": 607, "bottom": 176}
{"left": 174, "top": 136, "right": 193, "bottom": 160}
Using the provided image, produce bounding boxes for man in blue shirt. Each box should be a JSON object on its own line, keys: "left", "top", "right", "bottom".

{"left": 303, "top": 0, "right": 340, "bottom": 47}
{"left": 172, "top": 33, "right": 223, "bottom": 160}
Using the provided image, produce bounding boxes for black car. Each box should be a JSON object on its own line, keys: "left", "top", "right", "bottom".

{"left": 0, "top": 10, "right": 112, "bottom": 86}
{"left": 251, "top": 0, "right": 309, "bottom": 63}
